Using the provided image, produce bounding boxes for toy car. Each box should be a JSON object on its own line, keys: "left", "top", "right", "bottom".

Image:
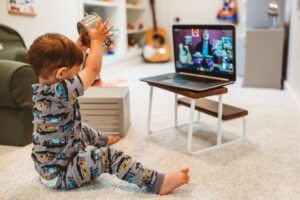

{"left": 35, "top": 151, "right": 56, "bottom": 161}
{"left": 77, "top": 157, "right": 88, "bottom": 179}
{"left": 118, "top": 156, "right": 132, "bottom": 173}
{"left": 43, "top": 137, "right": 68, "bottom": 148}
{"left": 37, "top": 98, "right": 51, "bottom": 110}
{"left": 142, "top": 169, "right": 153, "bottom": 183}
{"left": 36, "top": 124, "right": 56, "bottom": 135}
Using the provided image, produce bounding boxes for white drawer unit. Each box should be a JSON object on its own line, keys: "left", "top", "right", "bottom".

{"left": 79, "top": 87, "right": 130, "bottom": 136}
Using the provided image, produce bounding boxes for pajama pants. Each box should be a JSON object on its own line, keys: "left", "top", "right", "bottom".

{"left": 53, "top": 123, "right": 164, "bottom": 194}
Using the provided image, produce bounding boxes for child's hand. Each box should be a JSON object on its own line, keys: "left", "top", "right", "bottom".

{"left": 107, "top": 135, "right": 121, "bottom": 146}
{"left": 84, "top": 18, "right": 113, "bottom": 45}
{"left": 76, "top": 33, "right": 88, "bottom": 53}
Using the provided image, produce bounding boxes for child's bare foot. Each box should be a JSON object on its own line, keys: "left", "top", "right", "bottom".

{"left": 107, "top": 135, "right": 121, "bottom": 145}
{"left": 158, "top": 168, "right": 190, "bottom": 195}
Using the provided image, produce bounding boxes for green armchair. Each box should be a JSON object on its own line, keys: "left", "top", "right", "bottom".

{"left": 0, "top": 60, "right": 37, "bottom": 146}
{"left": 0, "top": 24, "right": 37, "bottom": 146}
{"left": 0, "top": 23, "right": 28, "bottom": 63}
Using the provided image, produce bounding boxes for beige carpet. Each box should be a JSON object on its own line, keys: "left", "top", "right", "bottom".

{"left": 1, "top": 60, "right": 300, "bottom": 200}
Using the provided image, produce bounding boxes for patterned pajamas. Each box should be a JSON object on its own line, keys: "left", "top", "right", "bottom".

{"left": 32, "top": 75, "right": 164, "bottom": 194}
{"left": 59, "top": 123, "right": 164, "bottom": 193}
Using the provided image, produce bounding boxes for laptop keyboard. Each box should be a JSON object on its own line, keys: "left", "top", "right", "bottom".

{"left": 170, "top": 74, "right": 222, "bottom": 84}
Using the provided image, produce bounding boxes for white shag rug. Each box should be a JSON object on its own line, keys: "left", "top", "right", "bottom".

{"left": 1, "top": 60, "right": 300, "bottom": 200}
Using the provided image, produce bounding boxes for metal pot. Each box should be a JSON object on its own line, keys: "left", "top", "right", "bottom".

{"left": 77, "top": 12, "right": 112, "bottom": 47}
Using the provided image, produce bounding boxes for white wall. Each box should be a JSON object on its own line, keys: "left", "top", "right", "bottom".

{"left": 0, "top": 0, "right": 247, "bottom": 64}
{"left": 155, "top": 0, "right": 246, "bottom": 40}
{"left": 154, "top": 0, "right": 246, "bottom": 75}
{"left": 285, "top": 0, "right": 292, "bottom": 22}
{"left": 246, "top": 0, "right": 287, "bottom": 28}
{"left": 286, "top": 0, "right": 300, "bottom": 107}
{"left": 0, "top": 0, "right": 80, "bottom": 47}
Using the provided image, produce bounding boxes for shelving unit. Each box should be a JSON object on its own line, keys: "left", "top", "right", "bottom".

{"left": 78, "top": 0, "right": 149, "bottom": 66}
{"left": 127, "top": 29, "right": 146, "bottom": 34}
{"left": 126, "top": 4, "right": 146, "bottom": 10}
{"left": 82, "top": 0, "right": 119, "bottom": 7}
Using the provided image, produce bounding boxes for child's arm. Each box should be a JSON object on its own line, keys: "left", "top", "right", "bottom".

{"left": 78, "top": 19, "right": 113, "bottom": 90}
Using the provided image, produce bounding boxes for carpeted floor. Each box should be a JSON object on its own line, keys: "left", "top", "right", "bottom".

{"left": 1, "top": 59, "right": 300, "bottom": 200}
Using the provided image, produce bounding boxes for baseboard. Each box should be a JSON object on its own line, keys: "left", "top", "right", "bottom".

{"left": 284, "top": 81, "right": 300, "bottom": 114}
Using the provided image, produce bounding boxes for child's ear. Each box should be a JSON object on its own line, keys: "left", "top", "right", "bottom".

{"left": 55, "top": 67, "right": 68, "bottom": 80}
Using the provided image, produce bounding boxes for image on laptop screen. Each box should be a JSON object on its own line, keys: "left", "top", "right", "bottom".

{"left": 173, "top": 27, "right": 235, "bottom": 77}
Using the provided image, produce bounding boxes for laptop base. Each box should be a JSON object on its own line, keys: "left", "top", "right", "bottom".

{"left": 140, "top": 73, "right": 233, "bottom": 92}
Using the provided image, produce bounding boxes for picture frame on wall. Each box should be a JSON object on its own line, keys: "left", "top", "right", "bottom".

{"left": 8, "top": 0, "right": 36, "bottom": 16}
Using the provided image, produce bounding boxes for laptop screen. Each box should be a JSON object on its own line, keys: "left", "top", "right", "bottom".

{"left": 173, "top": 25, "right": 236, "bottom": 80}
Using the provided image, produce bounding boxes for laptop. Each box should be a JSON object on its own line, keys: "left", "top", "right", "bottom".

{"left": 140, "top": 24, "right": 236, "bottom": 92}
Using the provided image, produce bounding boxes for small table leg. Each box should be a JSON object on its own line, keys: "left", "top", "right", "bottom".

{"left": 175, "top": 94, "right": 178, "bottom": 127}
{"left": 197, "top": 112, "right": 201, "bottom": 122}
{"left": 187, "top": 99, "right": 196, "bottom": 153}
{"left": 147, "top": 86, "right": 153, "bottom": 133}
{"left": 243, "top": 117, "right": 247, "bottom": 139}
{"left": 217, "top": 94, "right": 223, "bottom": 146}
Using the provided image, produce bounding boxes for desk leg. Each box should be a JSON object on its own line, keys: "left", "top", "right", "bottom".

{"left": 197, "top": 112, "right": 201, "bottom": 122}
{"left": 187, "top": 99, "right": 196, "bottom": 153}
{"left": 217, "top": 94, "right": 223, "bottom": 146}
{"left": 175, "top": 94, "right": 178, "bottom": 128}
{"left": 147, "top": 86, "right": 153, "bottom": 133}
{"left": 243, "top": 117, "right": 247, "bottom": 139}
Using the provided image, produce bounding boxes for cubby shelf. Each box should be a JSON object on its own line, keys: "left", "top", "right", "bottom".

{"left": 103, "top": 47, "right": 142, "bottom": 65}
{"left": 82, "top": 0, "right": 119, "bottom": 8}
{"left": 79, "top": 0, "right": 148, "bottom": 67}
{"left": 126, "top": 4, "right": 146, "bottom": 10}
{"left": 127, "top": 29, "right": 146, "bottom": 34}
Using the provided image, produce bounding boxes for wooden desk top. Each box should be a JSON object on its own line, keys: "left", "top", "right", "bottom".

{"left": 147, "top": 82, "right": 228, "bottom": 99}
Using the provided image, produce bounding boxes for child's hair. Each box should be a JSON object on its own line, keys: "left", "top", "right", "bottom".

{"left": 28, "top": 33, "right": 83, "bottom": 78}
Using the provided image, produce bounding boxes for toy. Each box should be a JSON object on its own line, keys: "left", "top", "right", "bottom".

{"left": 107, "top": 40, "right": 116, "bottom": 55}
{"left": 137, "top": 23, "right": 144, "bottom": 30}
{"left": 128, "top": 23, "right": 136, "bottom": 30}
{"left": 128, "top": 36, "right": 138, "bottom": 48}
{"left": 217, "top": 0, "right": 238, "bottom": 23}
{"left": 128, "top": 22, "right": 144, "bottom": 30}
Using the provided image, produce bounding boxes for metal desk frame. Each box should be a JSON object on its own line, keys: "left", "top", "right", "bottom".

{"left": 147, "top": 85, "right": 246, "bottom": 154}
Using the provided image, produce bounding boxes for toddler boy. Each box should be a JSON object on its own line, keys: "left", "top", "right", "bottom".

{"left": 28, "top": 18, "right": 189, "bottom": 195}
